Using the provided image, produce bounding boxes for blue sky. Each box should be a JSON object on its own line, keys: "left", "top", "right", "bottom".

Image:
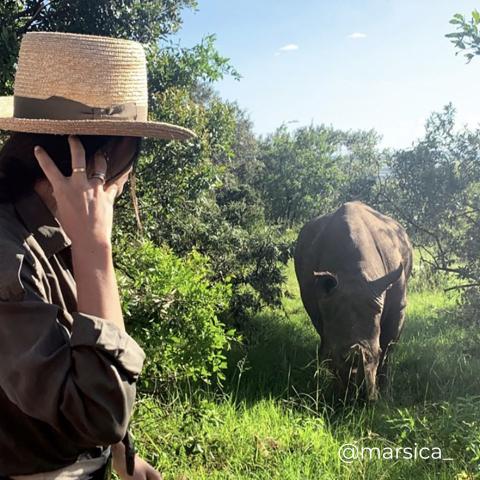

{"left": 173, "top": 0, "right": 480, "bottom": 148}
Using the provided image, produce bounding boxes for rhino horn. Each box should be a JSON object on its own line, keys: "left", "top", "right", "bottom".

{"left": 313, "top": 271, "right": 338, "bottom": 296}
{"left": 350, "top": 343, "right": 380, "bottom": 402}
{"left": 369, "top": 264, "right": 404, "bottom": 298}
{"left": 360, "top": 347, "right": 380, "bottom": 401}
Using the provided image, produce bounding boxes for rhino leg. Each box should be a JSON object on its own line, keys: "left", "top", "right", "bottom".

{"left": 378, "top": 304, "right": 406, "bottom": 389}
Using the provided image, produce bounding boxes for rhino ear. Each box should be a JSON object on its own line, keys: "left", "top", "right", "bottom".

{"left": 369, "top": 264, "right": 404, "bottom": 297}
{"left": 313, "top": 271, "right": 338, "bottom": 296}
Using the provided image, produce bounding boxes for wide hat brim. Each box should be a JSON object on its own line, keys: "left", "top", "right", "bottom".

{"left": 0, "top": 96, "right": 196, "bottom": 141}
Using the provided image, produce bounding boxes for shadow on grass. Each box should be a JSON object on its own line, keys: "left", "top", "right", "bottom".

{"left": 223, "top": 307, "right": 326, "bottom": 404}
{"left": 386, "top": 292, "right": 480, "bottom": 405}
{"left": 223, "top": 289, "right": 480, "bottom": 410}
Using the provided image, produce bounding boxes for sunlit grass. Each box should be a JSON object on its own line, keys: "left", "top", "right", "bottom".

{"left": 131, "top": 261, "right": 480, "bottom": 480}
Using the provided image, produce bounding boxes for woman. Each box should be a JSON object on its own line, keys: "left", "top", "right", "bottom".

{"left": 0, "top": 32, "right": 194, "bottom": 479}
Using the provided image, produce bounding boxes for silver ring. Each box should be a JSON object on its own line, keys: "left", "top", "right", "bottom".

{"left": 90, "top": 172, "right": 106, "bottom": 184}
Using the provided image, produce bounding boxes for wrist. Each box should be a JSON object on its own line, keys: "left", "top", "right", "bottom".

{"left": 71, "top": 238, "right": 112, "bottom": 256}
{"left": 71, "top": 241, "right": 113, "bottom": 274}
{"left": 111, "top": 441, "right": 125, "bottom": 456}
{"left": 111, "top": 441, "right": 128, "bottom": 477}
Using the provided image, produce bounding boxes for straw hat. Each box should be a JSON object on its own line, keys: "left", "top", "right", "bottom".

{"left": 0, "top": 31, "right": 195, "bottom": 140}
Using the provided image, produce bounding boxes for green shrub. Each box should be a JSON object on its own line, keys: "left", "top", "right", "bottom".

{"left": 116, "top": 240, "right": 237, "bottom": 392}
{"left": 382, "top": 105, "right": 480, "bottom": 322}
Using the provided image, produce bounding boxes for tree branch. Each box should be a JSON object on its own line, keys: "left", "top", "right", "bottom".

{"left": 444, "top": 282, "right": 480, "bottom": 292}
{"left": 19, "top": 0, "right": 50, "bottom": 34}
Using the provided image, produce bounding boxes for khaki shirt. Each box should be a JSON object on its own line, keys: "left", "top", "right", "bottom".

{"left": 0, "top": 190, "right": 145, "bottom": 475}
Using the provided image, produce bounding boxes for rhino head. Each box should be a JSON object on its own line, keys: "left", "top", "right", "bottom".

{"left": 313, "top": 266, "right": 403, "bottom": 401}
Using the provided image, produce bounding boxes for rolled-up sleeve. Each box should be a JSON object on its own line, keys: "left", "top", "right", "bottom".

{"left": 71, "top": 312, "right": 145, "bottom": 380}
{"left": 0, "top": 300, "right": 145, "bottom": 447}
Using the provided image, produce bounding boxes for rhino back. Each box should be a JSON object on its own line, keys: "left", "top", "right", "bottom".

{"left": 344, "top": 202, "right": 412, "bottom": 281}
{"left": 296, "top": 202, "right": 412, "bottom": 287}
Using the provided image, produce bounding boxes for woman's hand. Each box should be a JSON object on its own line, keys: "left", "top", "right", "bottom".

{"left": 34, "top": 134, "right": 129, "bottom": 330}
{"left": 33, "top": 135, "right": 121, "bottom": 249}
{"left": 112, "top": 443, "right": 163, "bottom": 480}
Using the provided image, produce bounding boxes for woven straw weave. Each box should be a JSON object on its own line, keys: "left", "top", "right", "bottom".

{"left": 0, "top": 31, "right": 195, "bottom": 140}
{"left": 15, "top": 32, "right": 148, "bottom": 109}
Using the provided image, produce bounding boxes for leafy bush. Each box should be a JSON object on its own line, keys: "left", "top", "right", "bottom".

{"left": 116, "top": 240, "right": 237, "bottom": 392}
{"left": 380, "top": 105, "right": 480, "bottom": 323}
{"left": 256, "top": 125, "right": 383, "bottom": 228}
{"left": 114, "top": 94, "right": 293, "bottom": 321}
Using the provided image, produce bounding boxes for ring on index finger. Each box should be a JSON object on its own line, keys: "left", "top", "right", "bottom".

{"left": 72, "top": 167, "right": 86, "bottom": 174}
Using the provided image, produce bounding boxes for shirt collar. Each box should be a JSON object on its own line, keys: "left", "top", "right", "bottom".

{"left": 14, "top": 190, "right": 71, "bottom": 258}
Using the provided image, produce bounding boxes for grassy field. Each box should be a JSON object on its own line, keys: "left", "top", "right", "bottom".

{"left": 131, "top": 262, "right": 480, "bottom": 479}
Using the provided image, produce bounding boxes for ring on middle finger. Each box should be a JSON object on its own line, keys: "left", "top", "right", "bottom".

{"left": 72, "top": 167, "right": 86, "bottom": 174}
{"left": 90, "top": 172, "right": 106, "bottom": 184}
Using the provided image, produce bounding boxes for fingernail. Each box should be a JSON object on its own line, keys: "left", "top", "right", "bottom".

{"left": 34, "top": 146, "right": 41, "bottom": 153}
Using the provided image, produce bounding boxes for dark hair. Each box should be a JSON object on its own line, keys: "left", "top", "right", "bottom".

{"left": 0, "top": 132, "right": 142, "bottom": 202}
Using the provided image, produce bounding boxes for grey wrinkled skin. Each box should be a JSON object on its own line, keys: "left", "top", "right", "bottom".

{"left": 294, "top": 202, "right": 413, "bottom": 401}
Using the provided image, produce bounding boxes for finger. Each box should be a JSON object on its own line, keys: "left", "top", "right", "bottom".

{"left": 93, "top": 149, "right": 108, "bottom": 176}
{"left": 106, "top": 167, "right": 131, "bottom": 199}
{"left": 113, "top": 166, "right": 132, "bottom": 186}
{"left": 105, "top": 182, "right": 119, "bottom": 203}
{"left": 34, "top": 145, "right": 65, "bottom": 187}
{"left": 87, "top": 150, "right": 108, "bottom": 188}
{"left": 68, "top": 135, "right": 86, "bottom": 171}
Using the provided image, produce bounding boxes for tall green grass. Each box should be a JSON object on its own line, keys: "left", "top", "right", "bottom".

{"left": 131, "top": 262, "right": 480, "bottom": 479}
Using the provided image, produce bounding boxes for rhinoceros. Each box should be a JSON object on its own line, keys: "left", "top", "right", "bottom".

{"left": 294, "top": 202, "right": 412, "bottom": 400}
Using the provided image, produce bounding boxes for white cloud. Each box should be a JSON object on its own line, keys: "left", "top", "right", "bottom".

{"left": 278, "top": 43, "right": 299, "bottom": 53}
{"left": 347, "top": 32, "right": 367, "bottom": 40}
{"left": 275, "top": 43, "right": 299, "bottom": 56}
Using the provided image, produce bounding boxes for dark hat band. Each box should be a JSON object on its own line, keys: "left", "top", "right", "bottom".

{"left": 13, "top": 95, "right": 147, "bottom": 121}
